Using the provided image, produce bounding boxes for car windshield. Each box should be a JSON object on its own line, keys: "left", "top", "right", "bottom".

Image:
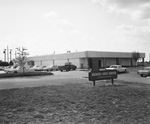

{"left": 46, "top": 65, "right": 53, "bottom": 68}
{"left": 144, "top": 67, "right": 150, "bottom": 70}
{"left": 65, "top": 62, "right": 72, "bottom": 65}
{"left": 33, "top": 65, "right": 39, "bottom": 68}
{"left": 110, "top": 65, "right": 117, "bottom": 68}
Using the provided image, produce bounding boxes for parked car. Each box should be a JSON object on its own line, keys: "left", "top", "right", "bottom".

{"left": 43, "top": 65, "right": 59, "bottom": 71}
{"left": 105, "top": 65, "right": 127, "bottom": 73}
{"left": 0, "top": 66, "right": 4, "bottom": 71}
{"left": 4, "top": 66, "right": 15, "bottom": 73}
{"left": 58, "top": 62, "right": 77, "bottom": 72}
{"left": 34, "top": 65, "right": 47, "bottom": 71}
{"left": 31, "top": 65, "right": 40, "bottom": 70}
{"left": 137, "top": 67, "right": 150, "bottom": 77}
{"left": 4, "top": 66, "right": 35, "bottom": 73}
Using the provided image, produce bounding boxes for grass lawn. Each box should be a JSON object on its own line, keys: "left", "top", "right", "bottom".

{"left": 0, "top": 81, "right": 150, "bottom": 124}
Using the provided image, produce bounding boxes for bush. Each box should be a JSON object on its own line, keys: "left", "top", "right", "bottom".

{"left": 0, "top": 61, "right": 9, "bottom": 66}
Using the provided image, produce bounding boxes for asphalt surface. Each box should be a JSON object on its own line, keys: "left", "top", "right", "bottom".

{"left": 0, "top": 69, "right": 150, "bottom": 90}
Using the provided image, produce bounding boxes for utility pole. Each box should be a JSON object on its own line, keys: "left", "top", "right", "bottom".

{"left": 3, "top": 49, "right": 6, "bottom": 62}
{"left": 10, "top": 49, "right": 12, "bottom": 62}
{"left": 15, "top": 51, "right": 17, "bottom": 58}
{"left": 7, "top": 46, "right": 9, "bottom": 62}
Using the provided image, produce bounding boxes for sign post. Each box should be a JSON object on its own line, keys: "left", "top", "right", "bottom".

{"left": 89, "top": 70, "right": 117, "bottom": 86}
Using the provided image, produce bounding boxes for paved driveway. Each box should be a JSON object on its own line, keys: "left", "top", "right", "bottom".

{"left": 118, "top": 71, "right": 150, "bottom": 84}
{"left": 0, "top": 70, "right": 150, "bottom": 90}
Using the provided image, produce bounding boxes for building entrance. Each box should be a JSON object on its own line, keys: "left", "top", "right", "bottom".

{"left": 88, "top": 58, "right": 102, "bottom": 71}
{"left": 99, "top": 60, "right": 102, "bottom": 68}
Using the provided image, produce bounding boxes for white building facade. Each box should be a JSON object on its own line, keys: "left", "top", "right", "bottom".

{"left": 29, "top": 51, "right": 145, "bottom": 69}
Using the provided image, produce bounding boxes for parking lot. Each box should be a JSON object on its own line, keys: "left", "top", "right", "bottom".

{"left": 0, "top": 67, "right": 150, "bottom": 90}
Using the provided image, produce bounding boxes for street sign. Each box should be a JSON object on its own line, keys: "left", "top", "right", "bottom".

{"left": 89, "top": 70, "right": 117, "bottom": 86}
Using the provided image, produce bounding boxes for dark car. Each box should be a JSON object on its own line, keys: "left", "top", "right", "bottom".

{"left": 58, "top": 62, "right": 77, "bottom": 72}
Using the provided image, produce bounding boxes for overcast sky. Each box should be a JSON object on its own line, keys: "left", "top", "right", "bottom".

{"left": 0, "top": 0, "right": 150, "bottom": 61}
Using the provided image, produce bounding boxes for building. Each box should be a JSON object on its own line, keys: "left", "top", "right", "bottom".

{"left": 29, "top": 51, "right": 145, "bottom": 70}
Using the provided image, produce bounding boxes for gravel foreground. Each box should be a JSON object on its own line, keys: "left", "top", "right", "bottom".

{"left": 0, "top": 81, "right": 150, "bottom": 124}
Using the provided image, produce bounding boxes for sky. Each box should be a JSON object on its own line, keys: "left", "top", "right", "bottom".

{"left": 0, "top": 0, "right": 150, "bottom": 61}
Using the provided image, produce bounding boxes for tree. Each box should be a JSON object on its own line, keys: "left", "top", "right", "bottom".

{"left": 9, "top": 60, "right": 13, "bottom": 66}
{"left": 13, "top": 56, "right": 28, "bottom": 67}
{"left": 13, "top": 47, "right": 29, "bottom": 74}
{"left": 132, "top": 51, "right": 140, "bottom": 66}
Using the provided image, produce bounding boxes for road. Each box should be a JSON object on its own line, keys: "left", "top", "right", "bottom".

{"left": 0, "top": 70, "right": 150, "bottom": 90}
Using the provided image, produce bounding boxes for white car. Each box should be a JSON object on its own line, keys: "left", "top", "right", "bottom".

{"left": 43, "top": 65, "right": 59, "bottom": 71}
{"left": 137, "top": 67, "right": 150, "bottom": 77}
{"left": 0, "top": 66, "right": 4, "bottom": 71}
{"left": 4, "top": 66, "right": 17, "bottom": 73}
{"left": 106, "top": 65, "right": 127, "bottom": 73}
{"left": 34, "top": 65, "right": 47, "bottom": 71}
{"left": 31, "top": 65, "right": 40, "bottom": 70}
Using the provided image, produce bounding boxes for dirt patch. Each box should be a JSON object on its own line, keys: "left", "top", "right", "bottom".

{"left": 0, "top": 81, "right": 150, "bottom": 124}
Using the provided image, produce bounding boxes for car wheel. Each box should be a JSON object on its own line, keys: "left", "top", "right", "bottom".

{"left": 141, "top": 74, "right": 147, "bottom": 77}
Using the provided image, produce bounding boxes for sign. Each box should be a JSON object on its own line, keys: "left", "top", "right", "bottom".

{"left": 89, "top": 70, "right": 118, "bottom": 86}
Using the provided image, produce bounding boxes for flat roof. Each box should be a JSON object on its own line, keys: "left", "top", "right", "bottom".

{"left": 29, "top": 51, "right": 145, "bottom": 60}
